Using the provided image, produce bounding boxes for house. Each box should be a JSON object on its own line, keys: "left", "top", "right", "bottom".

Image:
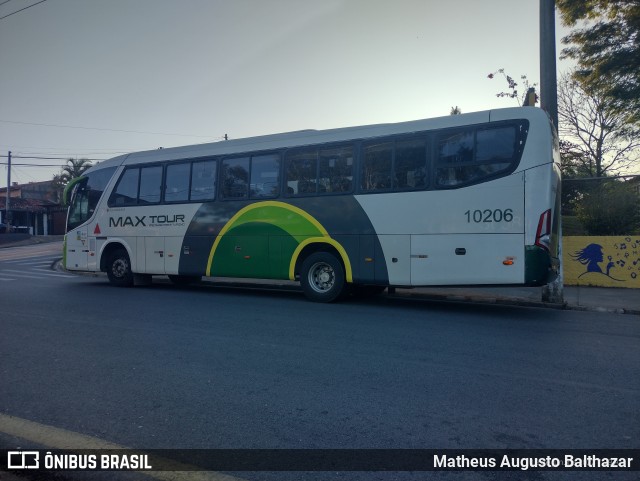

{"left": 0, "top": 180, "right": 67, "bottom": 235}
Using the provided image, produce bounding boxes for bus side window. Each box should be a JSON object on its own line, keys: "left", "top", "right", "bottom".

{"left": 191, "top": 159, "right": 217, "bottom": 201}
{"left": 361, "top": 142, "right": 392, "bottom": 192}
{"left": 165, "top": 162, "right": 191, "bottom": 203}
{"left": 435, "top": 126, "right": 518, "bottom": 188}
{"left": 476, "top": 126, "right": 516, "bottom": 162}
{"left": 138, "top": 165, "right": 163, "bottom": 204}
{"left": 286, "top": 150, "right": 317, "bottom": 196}
{"left": 110, "top": 168, "right": 139, "bottom": 206}
{"left": 221, "top": 157, "right": 249, "bottom": 200}
{"left": 250, "top": 154, "right": 280, "bottom": 199}
{"left": 395, "top": 138, "right": 428, "bottom": 190}
{"left": 319, "top": 145, "right": 353, "bottom": 194}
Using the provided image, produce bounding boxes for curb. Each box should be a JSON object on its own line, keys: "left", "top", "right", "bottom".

{"left": 386, "top": 289, "right": 567, "bottom": 311}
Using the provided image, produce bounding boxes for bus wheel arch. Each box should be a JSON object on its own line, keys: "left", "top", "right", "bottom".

{"left": 102, "top": 243, "right": 134, "bottom": 287}
{"left": 295, "top": 244, "right": 349, "bottom": 302}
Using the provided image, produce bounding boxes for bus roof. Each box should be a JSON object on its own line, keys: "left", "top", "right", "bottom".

{"left": 88, "top": 107, "right": 550, "bottom": 172}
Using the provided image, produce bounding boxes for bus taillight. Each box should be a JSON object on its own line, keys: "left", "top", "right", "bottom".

{"left": 535, "top": 209, "right": 552, "bottom": 251}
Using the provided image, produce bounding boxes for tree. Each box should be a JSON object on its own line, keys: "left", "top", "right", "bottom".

{"left": 557, "top": 0, "right": 640, "bottom": 125}
{"left": 450, "top": 106, "right": 462, "bottom": 115}
{"left": 52, "top": 158, "right": 93, "bottom": 200}
{"left": 558, "top": 72, "right": 640, "bottom": 178}
{"left": 57, "top": 158, "right": 93, "bottom": 184}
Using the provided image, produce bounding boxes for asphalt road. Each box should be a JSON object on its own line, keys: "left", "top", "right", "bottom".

{"left": 1, "top": 243, "right": 639, "bottom": 481}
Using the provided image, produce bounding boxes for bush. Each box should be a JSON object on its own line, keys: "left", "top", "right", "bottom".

{"left": 576, "top": 182, "right": 640, "bottom": 235}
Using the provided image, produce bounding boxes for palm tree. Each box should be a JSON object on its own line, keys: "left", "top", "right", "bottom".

{"left": 58, "top": 158, "right": 93, "bottom": 184}
{"left": 52, "top": 158, "right": 93, "bottom": 203}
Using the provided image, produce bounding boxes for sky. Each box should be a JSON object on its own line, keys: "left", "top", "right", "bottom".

{"left": 0, "top": 0, "right": 574, "bottom": 188}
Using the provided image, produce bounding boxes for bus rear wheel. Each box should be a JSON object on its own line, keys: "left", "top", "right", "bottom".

{"left": 300, "top": 252, "right": 346, "bottom": 303}
{"left": 106, "top": 249, "right": 134, "bottom": 287}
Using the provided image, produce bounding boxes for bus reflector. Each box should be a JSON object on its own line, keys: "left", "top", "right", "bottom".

{"left": 535, "top": 209, "right": 552, "bottom": 251}
{"left": 94, "top": 224, "right": 101, "bottom": 235}
{"left": 503, "top": 257, "right": 515, "bottom": 266}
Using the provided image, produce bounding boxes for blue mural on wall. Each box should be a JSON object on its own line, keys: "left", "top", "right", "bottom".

{"left": 569, "top": 238, "right": 640, "bottom": 283}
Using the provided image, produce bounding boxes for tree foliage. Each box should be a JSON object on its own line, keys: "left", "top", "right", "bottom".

{"left": 558, "top": 72, "right": 640, "bottom": 178}
{"left": 576, "top": 180, "right": 640, "bottom": 235}
{"left": 53, "top": 158, "right": 93, "bottom": 186}
{"left": 52, "top": 158, "right": 93, "bottom": 200}
{"left": 557, "top": 0, "right": 640, "bottom": 125}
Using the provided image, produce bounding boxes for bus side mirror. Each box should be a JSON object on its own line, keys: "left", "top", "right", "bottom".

{"left": 63, "top": 177, "right": 86, "bottom": 206}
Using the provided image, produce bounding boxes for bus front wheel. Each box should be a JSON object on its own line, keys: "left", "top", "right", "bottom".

{"left": 300, "top": 252, "right": 346, "bottom": 302}
{"left": 106, "top": 249, "right": 134, "bottom": 287}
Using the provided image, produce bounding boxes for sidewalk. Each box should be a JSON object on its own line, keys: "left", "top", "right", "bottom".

{"left": 0, "top": 234, "right": 64, "bottom": 247}
{"left": 390, "top": 285, "right": 640, "bottom": 315}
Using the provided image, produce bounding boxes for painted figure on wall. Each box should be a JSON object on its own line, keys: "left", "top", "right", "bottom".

{"left": 571, "top": 243, "right": 622, "bottom": 281}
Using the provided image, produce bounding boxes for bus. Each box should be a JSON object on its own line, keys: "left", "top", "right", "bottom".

{"left": 64, "top": 107, "right": 560, "bottom": 302}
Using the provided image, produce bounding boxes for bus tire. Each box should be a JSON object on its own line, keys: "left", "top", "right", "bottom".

{"left": 106, "top": 249, "right": 134, "bottom": 287}
{"left": 300, "top": 252, "right": 346, "bottom": 303}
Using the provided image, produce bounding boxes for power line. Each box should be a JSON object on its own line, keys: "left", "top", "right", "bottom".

{"left": 0, "top": 0, "right": 16, "bottom": 7}
{"left": 0, "top": 163, "right": 66, "bottom": 167}
{"left": 0, "top": 0, "right": 48, "bottom": 20}
{"left": 0, "top": 154, "right": 106, "bottom": 161}
{"left": 0, "top": 119, "right": 222, "bottom": 139}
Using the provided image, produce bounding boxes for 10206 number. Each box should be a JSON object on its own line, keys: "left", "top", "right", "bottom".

{"left": 465, "top": 209, "right": 514, "bottom": 223}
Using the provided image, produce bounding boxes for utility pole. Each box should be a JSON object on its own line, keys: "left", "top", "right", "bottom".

{"left": 540, "top": 0, "right": 563, "bottom": 304}
{"left": 4, "top": 151, "right": 11, "bottom": 230}
{"left": 540, "top": 0, "right": 559, "bottom": 128}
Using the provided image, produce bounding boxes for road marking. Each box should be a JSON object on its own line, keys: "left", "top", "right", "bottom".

{"left": 0, "top": 270, "right": 42, "bottom": 279}
{"left": 2, "top": 268, "right": 70, "bottom": 277}
{"left": 0, "top": 413, "right": 247, "bottom": 481}
{"left": 30, "top": 268, "right": 75, "bottom": 278}
{"left": 4, "top": 259, "right": 57, "bottom": 265}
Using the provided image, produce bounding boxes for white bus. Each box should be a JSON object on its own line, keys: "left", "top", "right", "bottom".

{"left": 64, "top": 107, "right": 560, "bottom": 302}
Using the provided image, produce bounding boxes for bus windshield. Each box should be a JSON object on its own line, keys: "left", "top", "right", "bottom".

{"left": 66, "top": 167, "right": 117, "bottom": 231}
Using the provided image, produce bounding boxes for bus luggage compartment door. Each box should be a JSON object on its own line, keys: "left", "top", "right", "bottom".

{"left": 410, "top": 233, "right": 524, "bottom": 286}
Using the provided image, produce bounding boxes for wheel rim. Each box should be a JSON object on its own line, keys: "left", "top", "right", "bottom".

{"left": 112, "top": 258, "right": 129, "bottom": 279}
{"left": 307, "top": 261, "right": 335, "bottom": 293}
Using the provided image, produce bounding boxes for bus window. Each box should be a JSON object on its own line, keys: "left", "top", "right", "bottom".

{"left": 110, "top": 168, "right": 139, "bottom": 206}
{"left": 222, "top": 157, "right": 249, "bottom": 199}
{"left": 165, "top": 162, "right": 191, "bottom": 203}
{"left": 319, "top": 146, "right": 353, "bottom": 193}
{"left": 395, "top": 138, "right": 428, "bottom": 189}
{"left": 435, "top": 126, "right": 517, "bottom": 188}
{"left": 361, "top": 142, "right": 392, "bottom": 192}
{"left": 67, "top": 166, "right": 117, "bottom": 230}
{"left": 438, "top": 130, "right": 474, "bottom": 165}
{"left": 476, "top": 126, "right": 516, "bottom": 161}
{"left": 190, "top": 159, "right": 217, "bottom": 201}
{"left": 138, "top": 165, "right": 163, "bottom": 204}
{"left": 286, "top": 150, "right": 317, "bottom": 195}
{"left": 250, "top": 154, "right": 280, "bottom": 199}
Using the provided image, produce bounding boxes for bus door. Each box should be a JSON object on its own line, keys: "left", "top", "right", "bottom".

{"left": 65, "top": 226, "right": 89, "bottom": 270}
{"left": 64, "top": 177, "right": 91, "bottom": 271}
